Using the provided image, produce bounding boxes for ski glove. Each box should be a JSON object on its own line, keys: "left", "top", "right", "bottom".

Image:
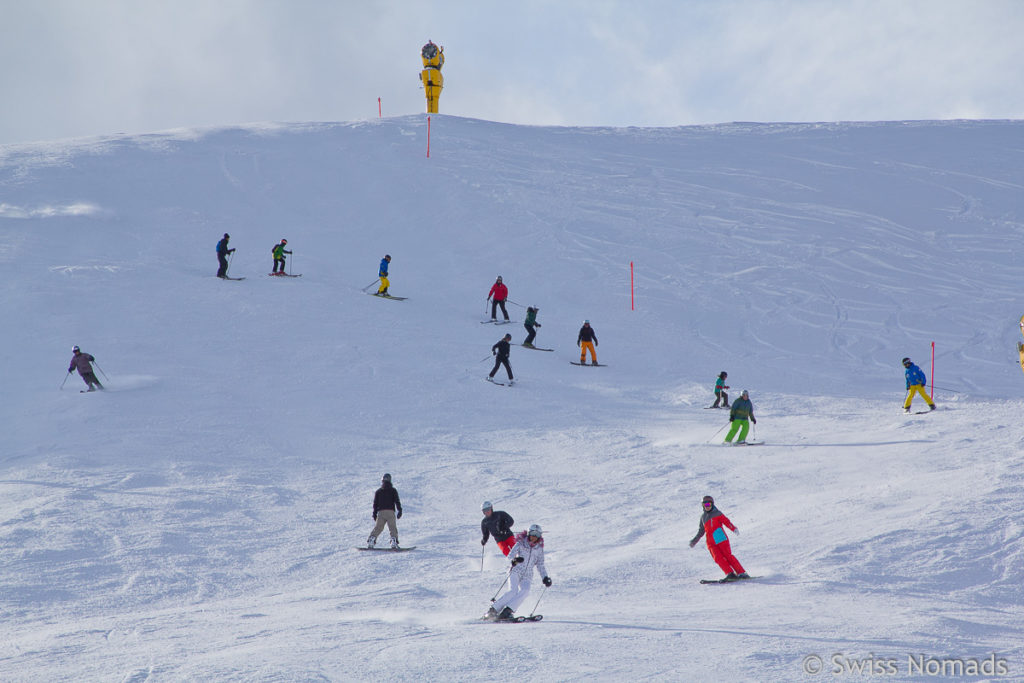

{"left": 481, "top": 538, "right": 487, "bottom": 546}
{"left": 372, "top": 513, "right": 377, "bottom": 521}
{"left": 751, "top": 418, "right": 757, "bottom": 424}
{"left": 542, "top": 576, "right": 552, "bottom": 587}
{"left": 733, "top": 528, "right": 739, "bottom": 534}
{"left": 512, "top": 556, "right": 525, "bottom": 565}
{"left": 689, "top": 539, "right": 697, "bottom": 548}
{"left": 396, "top": 510, "right": 402, "bottom": 519}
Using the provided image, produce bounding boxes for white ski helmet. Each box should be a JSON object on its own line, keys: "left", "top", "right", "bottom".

{"left": 481, "top": 501, "right": 493, "bottom": 511}
{"left": 528, "top": 524, "right": 543, "bottom": 538}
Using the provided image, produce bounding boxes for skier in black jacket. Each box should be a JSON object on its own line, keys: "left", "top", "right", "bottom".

{"left": 366, "top": 473, "right": 403, "bottom": 549}
{"left": 481, "top": 501, "right": 516, "bottom": 556}
{"left": 489, "top": 333, "right": 514, "bottom": 383}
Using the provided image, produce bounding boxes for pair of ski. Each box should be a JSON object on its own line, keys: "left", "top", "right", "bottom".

{"left": 726, "top": 441, "right": 764, "bottom": 446}
{"left": 479, "top": 614, "right": 543, "bottom": 623}
{"left": 269, "top": 272, "right": 302, "bottom": 278}
{"left": 481, "top": 319, "right": 515, "bottom": 325}
{"left": 369, "top": 292, "right": 408, "bottom": 301}
{"left": 219, "top": 275, "right": 246, "bottom": 281}
{"left": 700, "top": 575, "right": 759, "bottom": 584}
{"left": 486, "top": 377, "right": 514, "bottom": 387}
{"left": 514, "top": 344, "right": 554, "bottom": 352}
{"left": 356, "top": 546, "right": 416, "bottom": 552}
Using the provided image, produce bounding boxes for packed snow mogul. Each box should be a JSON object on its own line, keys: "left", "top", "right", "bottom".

{"left": 724, "top": 390, "right": 756, "bottom": 444}
{"left": 489, "top": 333, "right": 515, "bottom": 383}
{"left": 689, "top": 495, "right": 749, "bottom": 580}
{"left": 68, "top": 345, "right": 103, "bottom": 391}
{"left": 710, "top": 371, "right": 730, "bottom": 408}
{"left": 420, "top": 40, "right": 444, "bottom": 113}
{"left": 902, "top": 357, "right": 936, "bottom": 413}
{"left": 481, "top": 501, "right": 516, "bottom": 556}
{"left": 577, "top": 320, "right": 599, "bottom": 365}
{"left": 271, "top": 239, "right": 292, "bottom": 275}
{"left": 487, "top": 276, "right": 510, "bottom": 321}
{"left": 366, "top": 473, "right": 403, "bottom": 549}
{"left": 522, "top": 306, "right": 542, "bottom": 347}
{"left": 486, "top": 524, "right": 552, "bottom": 621}
{"left": 216, "top": 233, "right": 235, "bottom": 278}
{"left": 376, "top": 254, "right": 392, "bottom": 296}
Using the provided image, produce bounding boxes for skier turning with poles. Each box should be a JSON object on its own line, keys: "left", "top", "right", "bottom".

{"left": 485, "top": 524, "right": 551, "bottom": 621}
{"left": 902, "top": 357, "right": 936, "bottom": 413}
{"left": 488, "top": 333, "right": 514, "bottom": 384}
{"left": 689, "top": 495, "right": 749, "bottom": 581}
{"left": 487, "top": 276, "right": 510, "bottom": 322}
{"left": 376, "top": 254, "right": 392, "bottom": 297}
{"left": 481, "top": 501, "right": 516, "bottom": 556}
{"left": 68, "top": 346, "right": 103, "bottom": 391}
{"left": 724, "top": 390, "right": 756, "bottom": 444}
{"left": 366, "top": 473, "right": 403, "bottom": 549}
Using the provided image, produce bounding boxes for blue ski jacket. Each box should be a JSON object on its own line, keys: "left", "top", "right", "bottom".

{"left": 905, "top": 363, "right": 927, "bottom": 388}
{"left": 379, "top": 258, "right": 390, "bottom": 277}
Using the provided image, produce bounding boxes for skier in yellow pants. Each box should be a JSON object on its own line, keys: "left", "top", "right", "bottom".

{"left": 902, "top": 357, "right": 936, "bottom": 413}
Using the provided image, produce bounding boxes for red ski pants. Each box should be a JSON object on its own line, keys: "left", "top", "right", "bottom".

{"left": 497, "top": 536, "right": 516, "bottom": 556}
{"left": 709, "top": 540, "right": 745, "bottom": 575}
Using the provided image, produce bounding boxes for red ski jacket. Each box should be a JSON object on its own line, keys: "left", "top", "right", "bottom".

{"left": 690, "top": 508, "right": 737, "bottom": 548}
{"left": 488, "top": 283, "right": 508, "bottom": 301}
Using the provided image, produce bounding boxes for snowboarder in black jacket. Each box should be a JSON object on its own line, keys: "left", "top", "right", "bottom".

{"left": 366, "top": 473, "right": 403, "bottom": 549}
{"left": 489, "top": 333, "right": 514, "bottom": 383}
{"left": 481, "top": 501, "right": 516, "bottom": 556}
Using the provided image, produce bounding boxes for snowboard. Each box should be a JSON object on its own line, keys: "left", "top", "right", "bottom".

{"left": 369, "top": 293, "right": 408, "bottom": 301}
{"left": 570, "top": 362, "right": 606, "bottom": 367}
{"left": 356, "top": 546, "right": 416, "bottom": 552}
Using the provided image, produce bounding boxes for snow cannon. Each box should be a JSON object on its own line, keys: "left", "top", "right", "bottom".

{"left": 420, "top": 40, "right": 444, "bottom": 113}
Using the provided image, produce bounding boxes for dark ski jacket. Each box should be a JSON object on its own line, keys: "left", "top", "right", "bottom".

{"left": 690, "top": 506, "right": 738, "bottom": 548}
{"left": 729, "top": 397, "right": 755, "bottom": 422}
{"left": 492, "top": 338, "right": 511, "bottom": 360}
{"left": 905, "top": 363, "right": 927, "bottom": 388}
{"left": 577, "top": 325, "right": 598, "bottom": 344}
{"left": 216, "top": 237, "right": 233, "bottom": 255}
{"left": 69, "top": 352, "right": 96, "bottom": 376}
{"left": 481, "top": 510, "right": 515, "bottom": 543}
{"left": 372, "top": 482, "right": 402, "bottom": 518}
{"left": 524, "top": 308, "right": 539, "bottom": 327}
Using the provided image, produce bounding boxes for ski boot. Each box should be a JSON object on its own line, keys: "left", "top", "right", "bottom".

{"left": 721, "top": 572, "right": 739, "bottom": 582}
{"left": 497, "top": 606, "right": 515, "bottom": 621}
{"left": 483, "top": 606, "right": 498, "bottom": 621}
{"left": 389, "top": 537, "right": 399, "bottom": 549}
{"left": 903, "top": 407, "right": 911, "bottom": 414}
{"left": 929, "top": 404, "right": 936, "bottom": 411}
{"left": 522, "top": 342, "right": 534, "bottom": 348}
{"left": 366, "top": 535, "right": 377, "bottom": 549}
{"left": 736, "top": 572, "right": 751, "bottom": 580}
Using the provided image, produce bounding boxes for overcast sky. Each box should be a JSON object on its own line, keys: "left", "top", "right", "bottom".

{"left": 1, "top": 0, "right": 1022, "bottom": 145}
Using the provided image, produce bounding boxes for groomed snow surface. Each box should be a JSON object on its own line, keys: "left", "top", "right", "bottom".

{"left": 2, "top": 116, "right": 1023, "bottom": 681}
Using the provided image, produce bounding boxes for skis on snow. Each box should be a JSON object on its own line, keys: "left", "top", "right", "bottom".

{"left": 514, "top": 344, "right": 554, "bottom": 351}
{"left": 486, "top": 377, "right": 514, "bottom": 387}
{"left": 356, "top": 546, "right": 416, "bottom": 552}
{"left": 369, "top": 293, "right": 408, "bottom": 301}
{"left": 269, "top": 273, "right": 302, "bottom": 278}
{"left": 479, "top": 614, "right": 543, "bottom": 623}
{"left": 700, "top": 576, "right": 759, "bottom": 584}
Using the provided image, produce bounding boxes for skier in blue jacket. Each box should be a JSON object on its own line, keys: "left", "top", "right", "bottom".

{"left": 376, "top": 255, "right": 392, "bottom": 297}
{"left": 902, "top": 357, "right": 935, "bottom": 413}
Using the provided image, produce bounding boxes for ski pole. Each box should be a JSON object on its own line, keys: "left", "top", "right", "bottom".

{"left": 60, "top": 371, "right": 71, "bottom": 390}
{"left": 93, "top": 362, "right": 109, "bottom": 381}
{"left": 228, "top": 250, "right": 235, "bottom": 275}
{"left": 528, "top": 585, "right": 548, "bottom": 617}
{"left": 490, "top": 566, "right": 513, "bottom": 602}
{"left": 707, "top": 422, "right": 729, "bottom": 443}
{"left": 930, "top": 385, "right": 963, "bottom": 393}
{"left": 479, "top": 354, "right": 493, "bottom": 363}
{"left": 362, "top": 278, "right": 381, "bottom": 292}
{"left": 505, "top": 299, "right": 525, "bottom": 308}
{"left": 485, "top": 299, "right": 490, "bottom": 318}
{"left": 481, "top": 545, "right": 485, "bottom": 572}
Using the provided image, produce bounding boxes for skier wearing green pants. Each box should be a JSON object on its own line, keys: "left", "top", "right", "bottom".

{"left": 724, "top": 390, "right": 756, "bottom": 444}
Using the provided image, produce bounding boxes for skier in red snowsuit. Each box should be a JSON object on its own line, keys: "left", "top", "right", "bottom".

{"left": 688, "top": 495, "right": 749, "bottom": 580}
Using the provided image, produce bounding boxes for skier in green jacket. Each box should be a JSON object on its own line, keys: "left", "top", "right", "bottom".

{"left": 724, "top": 390, "right": 756, "bottom": 444}
{"left": 271, "top": 239, "right": 292, "bottom": 275}
{"left": 523, "top": 306, "right": 542, "bottom": 347}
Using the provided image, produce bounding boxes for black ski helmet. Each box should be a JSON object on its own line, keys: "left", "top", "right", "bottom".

{"left": 223, "top": 233, "right": 230, "bottom": 239}
{"left": 719, "top": 371, "right": 727, "bottom": 378}
{"left": 382, "top": 473, "right": 391, "bottom": 483}
{"left": 902, "top": 357, "right": 912, "bottom": 366}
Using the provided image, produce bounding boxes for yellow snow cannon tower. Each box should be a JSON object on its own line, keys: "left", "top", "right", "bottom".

{"left": 420, "top": 40, "right": 444, "bottom": 113}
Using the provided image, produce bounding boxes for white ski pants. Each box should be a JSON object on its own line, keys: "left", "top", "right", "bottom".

{"left": 493, "top": 570, "right": 532, "bottom": 613}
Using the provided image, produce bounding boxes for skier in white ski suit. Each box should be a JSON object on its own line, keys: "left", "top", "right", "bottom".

{"left": 489, "top": 524, "right": 551, "bottom": 620}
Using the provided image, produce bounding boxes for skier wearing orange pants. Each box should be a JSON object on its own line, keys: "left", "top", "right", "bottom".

{"left": 689, "top": 495, "right": 749, "bottom": 580}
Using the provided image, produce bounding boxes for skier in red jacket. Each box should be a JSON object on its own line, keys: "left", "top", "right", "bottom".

{"left": 487, "top": 276, "right": 510, "bottom": 321}
{"left": 688, "top": 495, "right": 749, "bottom": 580}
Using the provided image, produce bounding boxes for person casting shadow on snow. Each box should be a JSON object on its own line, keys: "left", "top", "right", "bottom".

{"left": 216, "top": 233, "right": 235, "bottom": 278}
{"left": 366, "top": 473, "right": 403, "bottom": 549}
{"left": 68, "top": 345, "right": 103, "bottom": 392}
{"left": 489, "top": 333, "right": 514, "bottom": 383}
{"left": 485, "top": 524, "right": 551, "bottom": 621}
{"left": 689, "top": 495, "right": 749, "bottom": 581}
{"left": 724, "top": 390, "right": 755, "bottom": 444}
